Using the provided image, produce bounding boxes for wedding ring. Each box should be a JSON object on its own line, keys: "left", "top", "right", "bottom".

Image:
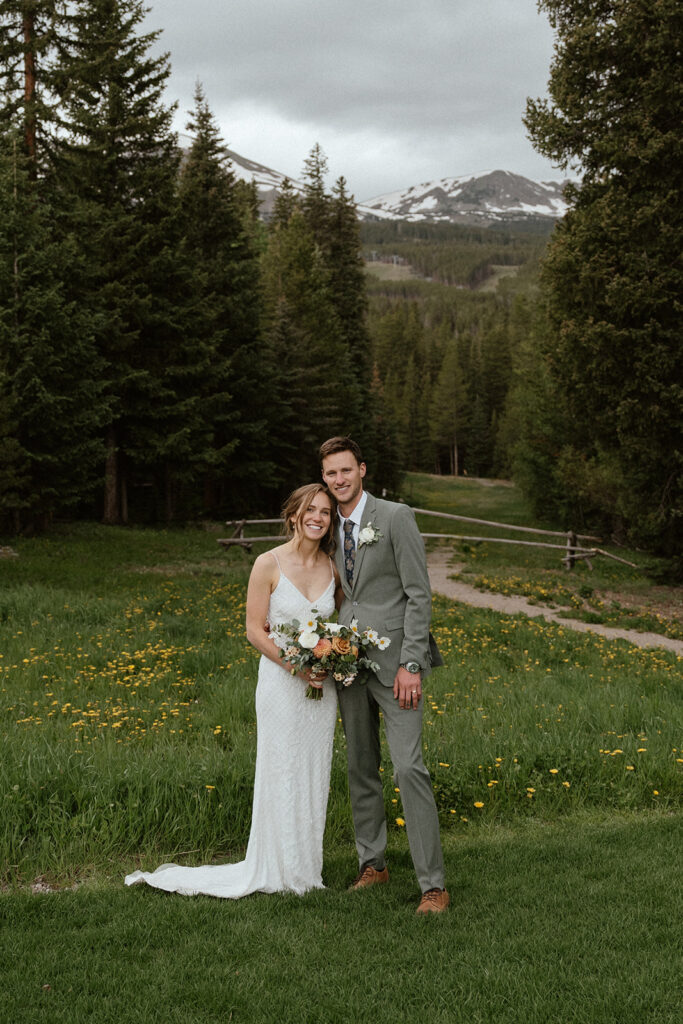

{"left": 411, "top": 689, "right": 417, "bottom": 693}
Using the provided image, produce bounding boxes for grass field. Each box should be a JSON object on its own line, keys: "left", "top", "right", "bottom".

{"left": 1, "top": 479, "right": 681, "bottom": 1022}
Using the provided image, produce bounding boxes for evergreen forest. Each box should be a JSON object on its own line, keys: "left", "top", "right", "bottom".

{"left": 0, "top": 0, "right": 680, "bottom": 563}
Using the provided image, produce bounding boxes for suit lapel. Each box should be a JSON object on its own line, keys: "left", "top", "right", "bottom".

{"left": 351, "top": 492, "right": 376, "bottom": 591}
{"left": 334, "top": 539, "right": 351, "bottom": 599}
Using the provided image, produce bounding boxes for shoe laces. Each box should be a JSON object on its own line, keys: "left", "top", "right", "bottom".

{"left": 420, "top": 888, "right": 443, "bottom": 907}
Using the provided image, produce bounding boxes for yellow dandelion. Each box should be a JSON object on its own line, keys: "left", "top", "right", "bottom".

{"left": 562, "top": 781, "right": 570, "bottom": 788}
{"left": 626, "top": 765, "right": 634, "bottom": 771}
{"left": 395, "top": 817, "right": 405, "bottom": 827}
{"left": 205, "top": 784, "right": 215, "bottom": 790}
{"left": 653, "top": 790, "right": 659, "bottom": 796}
{"left": 438, "top": 762, "right": 450, "bottom": 768}
{"left": 474, "top": 801, "right": 484, "bottom": 809}
{"left": 549, "top": 768, "right": 559, "bottom": 775}
{"left": 526, "top": 787, "right": 535, "bottom": 793}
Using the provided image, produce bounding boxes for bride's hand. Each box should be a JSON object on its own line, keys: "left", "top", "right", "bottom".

{"left": 302, "top": 666, "right": 327, "bottom": 687}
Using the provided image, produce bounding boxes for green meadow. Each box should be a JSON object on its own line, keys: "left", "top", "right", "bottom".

{"left": 1, "top": 480, "right": 681, "bottom": 1023}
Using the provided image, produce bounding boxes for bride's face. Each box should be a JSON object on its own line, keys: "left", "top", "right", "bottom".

{"left": 292, "top": 492, "right": 333, "bottom": 545}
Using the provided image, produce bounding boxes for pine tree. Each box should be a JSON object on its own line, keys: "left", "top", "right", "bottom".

{"left": 430, "top": 336, "right": 468, "bottom": 476}
{"left": 0, "top": 129, "right": 108, "bottom": 529}
{"left": 327, "top": 176, "right": 372, "bottom": 427}
{"left": 176, "top": 83, "right": 270, "bottom": 515}
{"left": 260, "top": 202, "right": 350, "bottom": 487}
{"left": 0, "top": 1, "right": 63, "bottom": 169}
{"left": 52, "top": 0, "right": 184, "bottom": 523}
{"left": 524, "top": 0, "right": 682, "bottom": 553}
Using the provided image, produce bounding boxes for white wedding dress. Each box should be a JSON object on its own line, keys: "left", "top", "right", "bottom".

{"left": 125, "top": 559, "right": 338, "bottom": 898}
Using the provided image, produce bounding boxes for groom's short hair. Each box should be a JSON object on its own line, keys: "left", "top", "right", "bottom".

{"left": 319, "top": 436, "right": 364, "bottom": 467}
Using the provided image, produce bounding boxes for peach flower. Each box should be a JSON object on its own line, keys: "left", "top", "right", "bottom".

{"left": 312, "top": 637, "right": 333, "bottom": 659}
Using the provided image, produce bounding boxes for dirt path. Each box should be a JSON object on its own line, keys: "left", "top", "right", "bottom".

{"left": 427, "top": 548, "right": 683, "bottom": 656}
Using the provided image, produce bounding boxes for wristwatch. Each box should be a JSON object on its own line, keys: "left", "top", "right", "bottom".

{"left": 402, "top": 661, "right": 421, "bottom": 674}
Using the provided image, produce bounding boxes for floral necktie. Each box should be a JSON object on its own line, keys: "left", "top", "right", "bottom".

{"left": 343, "top": 519, "right": 356, "bottom": 585}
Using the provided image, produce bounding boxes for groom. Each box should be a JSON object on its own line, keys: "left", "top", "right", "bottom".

{"left": 320, "top": 436, "right": 448, "bottom": 914}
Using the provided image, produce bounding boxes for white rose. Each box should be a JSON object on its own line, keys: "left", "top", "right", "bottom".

{"left": 358, "top": 526, "right": 375, "bottom": 545}
{"left": 298, "top": 631, "right": 320, "bottom": 649}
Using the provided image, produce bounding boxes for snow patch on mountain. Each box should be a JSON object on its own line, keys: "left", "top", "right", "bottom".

{"left": 359, "top": 169, "right": 569, "bottom": 225}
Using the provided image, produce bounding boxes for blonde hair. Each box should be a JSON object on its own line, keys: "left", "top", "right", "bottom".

{"left": 281, "top": 483, "right": 337, "bottom": 555}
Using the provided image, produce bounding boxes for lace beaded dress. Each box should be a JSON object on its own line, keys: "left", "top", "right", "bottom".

{"left": 125, "top": 559, "right": 337, "bottom": 898}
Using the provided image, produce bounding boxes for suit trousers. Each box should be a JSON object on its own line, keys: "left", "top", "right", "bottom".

{"left": 338, "top": 672, "right": 445, "bottom": 893}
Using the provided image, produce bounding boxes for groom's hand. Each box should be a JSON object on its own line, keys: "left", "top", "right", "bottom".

{"left": 394, "top": 666, "right": 422, "bottom": 710}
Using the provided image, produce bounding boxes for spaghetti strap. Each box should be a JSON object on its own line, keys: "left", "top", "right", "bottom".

{"left": 270, "top": 550, "right": 282, "bottom": 570}
{"left": 328, "top": 556, "right": 335, "bottom": 583}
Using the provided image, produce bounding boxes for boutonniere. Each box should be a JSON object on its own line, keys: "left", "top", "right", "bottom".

{"left": 358, "top": 522, "right": 383, "bottom": 547}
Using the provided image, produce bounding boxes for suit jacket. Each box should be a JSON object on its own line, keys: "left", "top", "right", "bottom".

{"left": 335, "top": 492, "right": 443, "bottom": 686}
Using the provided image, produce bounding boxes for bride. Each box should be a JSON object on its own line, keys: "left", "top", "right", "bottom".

{"left": 125, "top": 483, "right": 341, "bottom": 898}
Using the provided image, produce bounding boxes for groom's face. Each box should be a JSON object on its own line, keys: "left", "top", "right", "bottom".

{"left": 321, "top": 451, "right": 366, "bottom": 515}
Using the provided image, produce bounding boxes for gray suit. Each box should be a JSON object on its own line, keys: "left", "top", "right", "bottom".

{"left": 335, "top": 492, "right": 445, "bottom": 892}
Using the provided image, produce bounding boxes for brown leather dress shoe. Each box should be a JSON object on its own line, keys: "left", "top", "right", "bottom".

{"left": 348, "top": 865, "right": 389, "bottom": 890}
{"left": 416, "top": 888, "right": 450, "bottom": 914}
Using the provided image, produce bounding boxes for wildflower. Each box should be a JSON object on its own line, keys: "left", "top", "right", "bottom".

{"left": 395, "top": 817, "right": 405, "bottom": 827}
{"left": 205, "top": 785, "right": 215, "bottom": 790}
{"left": 562, "top": 781, "right": 570, "bottom": 788}
{"left": 549, "top": 768, "right": 559, "bottom": 775}
{"left": 474, "top": 801, "right": 484, "bottom": 809}
{"left": 526, "top": 787, "right": 535, "bottom": 794}
{"left": 438, "top": 762, "right": 450, "bottom": 768}
{"left": 626, "top": 765, "right": 634, "bottom": 771}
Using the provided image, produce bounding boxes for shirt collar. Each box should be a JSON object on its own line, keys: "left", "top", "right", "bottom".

{"left": 339, "top": 490, "right": 367, "bottom": 528}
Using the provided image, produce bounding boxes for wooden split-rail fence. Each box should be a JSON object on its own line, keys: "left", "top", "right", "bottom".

{"left": 218, "top": 509, "right": 636, "bottom": 570}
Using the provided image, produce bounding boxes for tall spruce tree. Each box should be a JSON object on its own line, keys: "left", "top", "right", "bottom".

{"left": 176, "top": 83, "right": 272, "bottom": 514}
{"left": 51, "top": 0, "right": 185, "bottom": 523}
{"left": 524, "top": 0, "right": 682, "bottom": 553}
{"left": 0, "top": 129, "right": 108, "bottom": 529}
{"left": 0, "top": 1, "right": 63, "bottom": 169}
{"left": 260, "top": 189, "right": 350, "bottom": 487}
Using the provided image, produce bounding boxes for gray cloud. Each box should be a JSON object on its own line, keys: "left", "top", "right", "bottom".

{"left": 144, "top": 0, "right": 560, "bottom": 199}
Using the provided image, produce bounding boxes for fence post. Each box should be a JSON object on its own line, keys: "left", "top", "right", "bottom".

{"left": 565, "top": 531, "right": 577, "bottom": 570}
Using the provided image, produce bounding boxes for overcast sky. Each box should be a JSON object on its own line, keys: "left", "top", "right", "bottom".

{"left": 143, "top": 0, "right": 561, "bottom": 201}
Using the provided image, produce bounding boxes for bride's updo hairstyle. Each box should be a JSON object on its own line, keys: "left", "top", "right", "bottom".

{"left": 281, "top": 483, "right": 337, "bottom": 556}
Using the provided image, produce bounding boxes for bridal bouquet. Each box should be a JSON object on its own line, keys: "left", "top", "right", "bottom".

{"left": 270, "top": 615, "right": 391, "bottom": 700}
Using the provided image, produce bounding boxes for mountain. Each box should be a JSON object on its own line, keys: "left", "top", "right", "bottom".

{"left": 178, "top": 136, "right": 566, "bottom": 225}
{"left": 359, "top": 170, "right": 568, "bottom": 225}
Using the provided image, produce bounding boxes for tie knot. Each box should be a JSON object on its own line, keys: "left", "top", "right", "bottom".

{"left": 343, "top": 519, "right": 354, "bottom": 536}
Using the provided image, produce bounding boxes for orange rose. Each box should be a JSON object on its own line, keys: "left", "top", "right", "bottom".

{"left": 331, "top": 636, "right": 352, "bottom": 655}
{"left": 312, "top": 637, "right": 333, "bottom": 659}
{"left": 351, "top": 644, "right": 359, "bottom": 658}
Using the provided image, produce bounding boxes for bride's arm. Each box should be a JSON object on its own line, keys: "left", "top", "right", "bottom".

{"left": 245, "top": 552, "right": 325, "bottom": 683}
{"left": 245, "top": 553, "right": 286, "bottom": 667}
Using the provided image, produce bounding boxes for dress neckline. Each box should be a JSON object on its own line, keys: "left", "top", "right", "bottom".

{"left": 270, "top": 551, "right": 335, "bottom": 605}
{"left": 276, "top": 571, "right": 334, "bottom": 606}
